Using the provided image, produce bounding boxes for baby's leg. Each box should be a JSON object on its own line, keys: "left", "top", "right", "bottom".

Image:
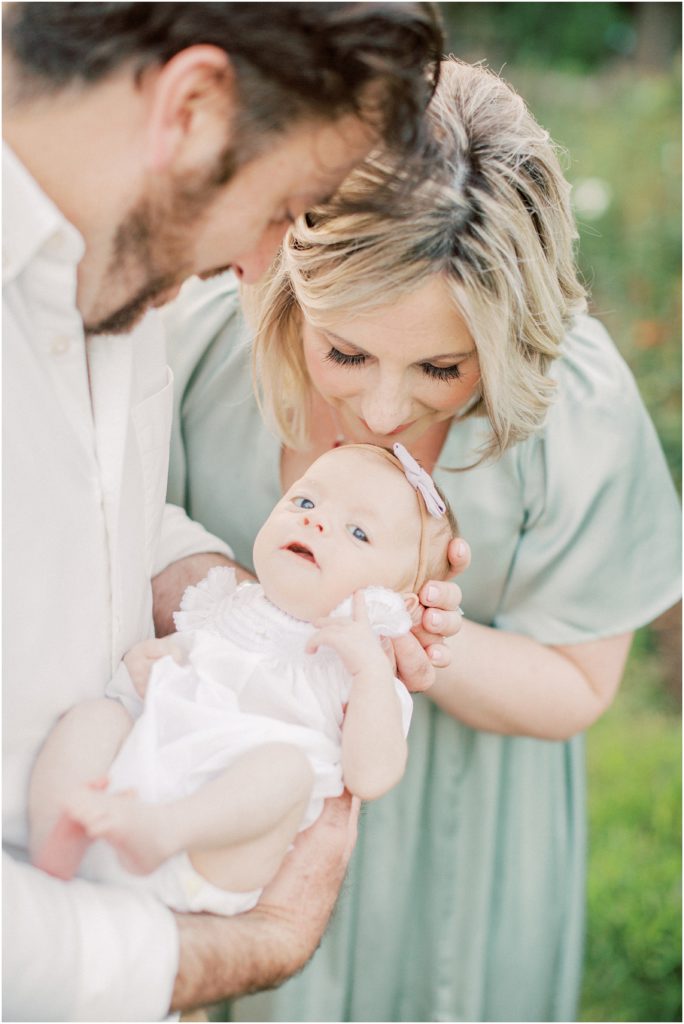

{"left": 63, "top": 743, "right": 314, "bottom": 889}
{"left": 29, "top": 698, "right": 133, "bottom": 877}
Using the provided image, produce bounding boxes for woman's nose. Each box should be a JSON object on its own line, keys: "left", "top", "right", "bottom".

{"left": 360, "top": 383, "right": 413, "bottom": 436}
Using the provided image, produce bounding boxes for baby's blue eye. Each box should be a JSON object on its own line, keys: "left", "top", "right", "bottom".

{"left": 348, "top": 525, "right": 369, "bottom": 543}
{"left": 293, "top": 496, "right": 315, "bottom": 509}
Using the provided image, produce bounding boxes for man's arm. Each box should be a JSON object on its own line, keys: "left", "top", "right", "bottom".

{"left": 152, "top": 503, "right": 248, "bottom": 636}
{"left": 172, "top": 792, "right": 358, "bottom": 1012}
{"left": 152, "top": 552, "right": 253, "bottom": 636}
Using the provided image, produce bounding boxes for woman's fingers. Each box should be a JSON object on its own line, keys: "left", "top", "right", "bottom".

{"left": 446, "top": 537, "right": 471, "bottom": 575}
{"left": 418, "top": 577, "right": 464, "bottom": 639}
{"left": 391, "top": 632, "right": 436, "bottom": 692}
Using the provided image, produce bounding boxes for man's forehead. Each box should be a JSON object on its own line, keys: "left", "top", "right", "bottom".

{"left": 289, "top": 115, "right": 375, "bottom": 188}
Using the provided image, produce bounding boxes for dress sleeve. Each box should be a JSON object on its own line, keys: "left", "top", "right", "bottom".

{"left": 331, "top": 587, "right": 412, "bottom": 637}
{"left": 493, "top": 318, "right": 681, "bottom": 645}
{"left": 162, "top": 272, "right": 244, "bottom": 512}
{"left": 173, "top": 565, "right": 239, "bottom": 633}
{"left": 2, "top": 852, "right": 178, "bottom": 1021}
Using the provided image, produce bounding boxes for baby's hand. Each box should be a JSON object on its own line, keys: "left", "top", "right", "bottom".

{"left": 123, "top": 636, "right": 184, "bottom": 698}
{"left": 306, "top": 592, "right": 390, "bottom": 679}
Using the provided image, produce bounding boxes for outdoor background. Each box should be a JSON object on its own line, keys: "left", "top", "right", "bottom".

{"left": 438, "top": 3, "right": 681, "bottom": 1021}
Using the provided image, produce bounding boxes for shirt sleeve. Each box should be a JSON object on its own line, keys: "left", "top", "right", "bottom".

{"left": 152, "top": 502, "right": 234, "bottom": 577}
{"left": 493, "top": 317, "right": 682, "bottom": 645}
{"left": 2, "top": 852, "right": 179, "bottom": 1022}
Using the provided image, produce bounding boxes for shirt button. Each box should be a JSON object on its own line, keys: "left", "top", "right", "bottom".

{"left": 51, "top": 335, "right": 71, "bottom": 355}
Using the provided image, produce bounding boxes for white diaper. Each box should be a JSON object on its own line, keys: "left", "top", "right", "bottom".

{"left": 150, "top": 851, "right": 262, "bottom": 915}
{"left": 80, "top": 841, "right": 261, "bottom": 917}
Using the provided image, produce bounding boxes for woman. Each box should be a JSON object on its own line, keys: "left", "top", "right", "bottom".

{"left": 165, "top": 60, "right": 680, "bottom": 1022}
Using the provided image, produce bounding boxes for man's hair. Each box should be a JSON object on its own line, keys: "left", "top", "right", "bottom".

{"left": 4, "top": 2, "right": 443, "bottom": 169}
{"left": 248, "top": 58, "right": 587, "bottom": 465}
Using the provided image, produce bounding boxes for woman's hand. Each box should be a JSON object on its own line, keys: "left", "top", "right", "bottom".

{"left": 392, "top": 537, "right": 471, "bottom": 693}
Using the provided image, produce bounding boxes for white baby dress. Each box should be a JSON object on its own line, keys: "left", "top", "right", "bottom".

{"left": 82, "top": 568, "right": 413, "bottom": 916}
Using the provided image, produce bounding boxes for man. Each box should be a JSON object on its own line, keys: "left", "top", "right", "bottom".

{"left": 3, "top": 3, "right": 464, "bottom": 1019}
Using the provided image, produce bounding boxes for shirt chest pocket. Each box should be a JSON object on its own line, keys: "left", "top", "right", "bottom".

{"left": 130, "top": 367, "right": 174, "bottom": 570}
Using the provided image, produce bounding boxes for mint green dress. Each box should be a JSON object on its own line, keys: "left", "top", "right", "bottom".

{"left": 165, "top": 274, "right": 681, "bottom": 1023}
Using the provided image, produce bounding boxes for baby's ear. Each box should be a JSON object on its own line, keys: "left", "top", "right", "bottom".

{"left": 403, "top": 593, "right": 422, "bottom": 626}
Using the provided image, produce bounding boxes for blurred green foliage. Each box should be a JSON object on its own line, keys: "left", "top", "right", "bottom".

{"left": 438, "top": 5, "right": 682, "bottom": 1021}
{"left": 441, "top": 1, "right": 638, "bottom": 71}
{"left": 509, "top": 65, "right": 682, "bottom": 491}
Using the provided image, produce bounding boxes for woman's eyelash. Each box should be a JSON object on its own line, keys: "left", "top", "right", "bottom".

{"left": 421, "top": 362, "right": 462, "bottom": 382}
{"left": 324, "top": 346, "right": 462, "bottom": 382}
{"left": 324, "top": 347, "right": 366, "bottom": 368}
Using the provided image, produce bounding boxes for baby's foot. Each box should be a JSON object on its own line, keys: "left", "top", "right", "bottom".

{"left": 64, "top": 785, "right": 173, "bottom": 876}
{"left": 33, "top": 776, "right": 108, "bottom": 880}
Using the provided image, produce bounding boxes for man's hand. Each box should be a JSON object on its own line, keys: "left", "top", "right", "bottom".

{"left": 124, "top": 637, "right": 184, "bottom": 697}
{"left": 172, "top": 792, "right": 358, "bottom": 1012}
{"left": 393, "top": 537, "right": 471, "bottom": 693}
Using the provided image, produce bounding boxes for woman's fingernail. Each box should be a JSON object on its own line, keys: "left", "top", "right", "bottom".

{"left": 426, "top": 585, "right": 438, "bottom": 603}
{"left": 430, "top": 610, "right": 442, "bottom": 628}
{"left": 455, "top": 540, "right": 467, "bottom": 558}
{"left": 430, "top": 645, "right": 447, "bottom": 665}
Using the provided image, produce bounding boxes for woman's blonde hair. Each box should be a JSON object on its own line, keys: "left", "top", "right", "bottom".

{"left": 246, "top": 58, "right": 587, "bottom": 463}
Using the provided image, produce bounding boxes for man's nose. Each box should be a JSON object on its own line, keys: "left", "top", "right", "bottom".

{"left": 232, "top": 223, "right": 290, "bottom": 285}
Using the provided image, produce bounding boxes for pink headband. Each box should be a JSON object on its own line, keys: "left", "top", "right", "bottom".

{"left": 392, "top": 443, "right": 446, "bottom": 518}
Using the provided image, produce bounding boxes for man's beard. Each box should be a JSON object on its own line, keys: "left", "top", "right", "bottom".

{"left": 84, "top": 148, "right": 239, "bottom": 337}
{"left": 83, "top": 196, "right": 198, "bottom": 337}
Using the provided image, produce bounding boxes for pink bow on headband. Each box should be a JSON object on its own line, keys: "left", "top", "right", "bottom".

{"left": 393, "top": 443, "right": 446, "bottom": 519}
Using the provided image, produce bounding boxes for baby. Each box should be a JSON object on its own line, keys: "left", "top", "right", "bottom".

{"left": 31, "top": 443, "right": 457, "bottom": 916}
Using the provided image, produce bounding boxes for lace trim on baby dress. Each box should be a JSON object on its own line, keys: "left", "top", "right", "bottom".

{"left": 174, "top": 567, "right": 412, "bottom": 661}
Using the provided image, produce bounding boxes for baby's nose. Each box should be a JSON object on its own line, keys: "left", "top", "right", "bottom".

{"left": 302, "top": 515, "right": 325, "bottom": 533}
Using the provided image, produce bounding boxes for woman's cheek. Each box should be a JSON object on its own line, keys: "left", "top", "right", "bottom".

{"left": 311, "top": 360, "right": 357, "bottom": 399}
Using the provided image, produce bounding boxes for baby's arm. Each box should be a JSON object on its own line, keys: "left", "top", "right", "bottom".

{"left": 306, "top": 592, "right": 407, "bottom": 801}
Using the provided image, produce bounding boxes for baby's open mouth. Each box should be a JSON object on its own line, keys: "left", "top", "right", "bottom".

{"left": 284, "top": 542, "right": 317, "bottom": 565}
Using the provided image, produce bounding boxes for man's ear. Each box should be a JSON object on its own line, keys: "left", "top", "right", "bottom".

{"left": 403, "top": 593, "right": 422, "bottom": 627}
{"left": 144, "top": 45, "right": 236, "bottom": 175}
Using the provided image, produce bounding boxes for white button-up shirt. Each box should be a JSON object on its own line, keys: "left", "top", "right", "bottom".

{"left": 2, "top": 143, "right": 233, "bottom": 1021}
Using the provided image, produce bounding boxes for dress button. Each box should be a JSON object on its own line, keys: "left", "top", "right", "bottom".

{"left": 51, "top": 335, "right": 71, "bottom": 355}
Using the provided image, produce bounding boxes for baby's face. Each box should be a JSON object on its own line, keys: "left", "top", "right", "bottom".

{"left": 253, "top": 448, "right": 420, "bottom": 621}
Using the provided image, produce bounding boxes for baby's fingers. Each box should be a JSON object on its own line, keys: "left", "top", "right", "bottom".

{"left": 306, "top": 625, "right": 348, "bottom": 657}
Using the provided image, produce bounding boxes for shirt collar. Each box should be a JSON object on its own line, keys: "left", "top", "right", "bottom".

{"left": 2, "top": 141, "right": 85, "bottom": 285}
